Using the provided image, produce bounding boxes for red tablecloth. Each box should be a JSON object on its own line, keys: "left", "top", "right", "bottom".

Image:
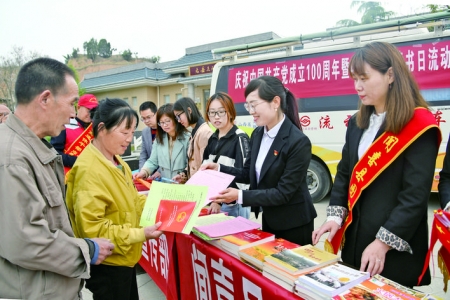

{"left": 139, "top": 232, "right": 179, "bottom": 300}
{"left": 140, "top": 232, "right": 302, "bottom": 300}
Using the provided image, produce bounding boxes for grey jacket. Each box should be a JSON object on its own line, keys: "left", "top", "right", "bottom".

{"left": 0, "top": 115, "right": 91, "bottom": 300}
{"left": 139, "top": 126, "right": 153, "bottom": 169}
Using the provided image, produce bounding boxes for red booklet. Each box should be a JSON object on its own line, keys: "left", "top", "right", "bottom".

{"left": 134, "top": 178, "right": 152, "bottom": 191}
{"left": 220, "top": 229, "right": 275, "bottom": 256}
{"left": 156, "top": 200, "right": 197, "bottom": 232}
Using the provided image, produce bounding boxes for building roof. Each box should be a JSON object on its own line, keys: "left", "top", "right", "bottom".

{"left": 81, "top": 32, "right": 281, "bottom": 91}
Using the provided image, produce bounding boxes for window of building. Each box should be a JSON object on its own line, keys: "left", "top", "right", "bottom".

{"left": 164, "top": 95, "right": 170, "bottom": 104}
{"left": 176, "top": 93, "right": 182, "bottom": 100}
{"left": 132, "top": 96, "right": 137, "bottom": 107}
{"left": 123, "top": 97, "right": 129, "bottom": 104}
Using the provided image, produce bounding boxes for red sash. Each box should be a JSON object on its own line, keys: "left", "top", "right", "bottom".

{"left": 419, "top": 209, "right": 450, "bottom": 286}
{"left": 63, "top": 123, "right": 93, "bottom": 177}
{"left": 325, "top": 108, "right": 440, "bottom": 255}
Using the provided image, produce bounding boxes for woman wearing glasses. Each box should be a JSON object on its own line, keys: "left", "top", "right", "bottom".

{"left": 202, "top": 76, "right": 317, "bottom": 245}
{"left": 173, "top": 97, "right": 213, "bottom": 182}
{"left": 133, "top": 103, "right": 190, "bottom": 180}
{"left": 202, "top": 92, "right": 251, "bottom": 218}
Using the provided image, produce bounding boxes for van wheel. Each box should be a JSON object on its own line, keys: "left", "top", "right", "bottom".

{"left": 307, "top": 160, "right": 331, "bottom": 203}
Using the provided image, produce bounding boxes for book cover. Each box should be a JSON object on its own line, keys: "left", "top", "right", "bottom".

{"left": 356, "top": 275, "right": 443, "bottom": 300}
{"left": 193, "top": 216, "right": 261, "bottom": 238}
{"left": 140, "top": 181, "right": 207, "bottom": 234}
{"left": 296, "top": 263, "right": 370, "bottom": 297}
{"left": 156, "top": 200, "right": 196, "bottom": 232}
{"left": 220, "top": 229, "right": 275, "bottom": 253}
{"left": 239, "top": 238, "right": 300, "bottom": 270}
{"left": 332, "top": 284, "right": 383, "bottom": 300}
{"left": 264, "top": 244, "right": 340, "bottom": 275}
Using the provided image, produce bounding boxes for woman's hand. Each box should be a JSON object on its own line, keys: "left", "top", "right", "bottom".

{"left": 200, "top": 162, "right": 219, "bottom": 171}
{"left": 208, "top": 203, "right": 222, "bottom": 214}
{"left": 172, "top": 172, "right": 187, "bottom": 184}
{"left": 133, "top": 170, "right": 147, "bottom": 180}
{"left": 150, "top": 171, "right": 161, "bottom": 180}
{"left": 210, "top": 188, "right": 239, "bottom": 204}
{"left": 144, "top": 222, "right": 163, "bottom": 240}
{"left": 360, "top": 239, "right": 390, "bottom": 276}
{"left": 312, "top": 221, "right": 340, "bottom": 245}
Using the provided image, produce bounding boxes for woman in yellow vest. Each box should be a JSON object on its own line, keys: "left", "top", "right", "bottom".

{"left": 66, "top": 98, "right": 162, "bottom": 300}
{"left": 312, "top": 42, "right": 441, "bottom": 287}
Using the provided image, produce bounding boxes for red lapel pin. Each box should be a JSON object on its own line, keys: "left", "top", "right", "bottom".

{"left": 274, "top": 150, "right": 278, "bottom": 156}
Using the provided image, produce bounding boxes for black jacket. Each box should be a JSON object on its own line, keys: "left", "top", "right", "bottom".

{"left": 221, "top": 118, "right": 317, "bottom": 232}
{"left": 203, "top": 125, "right": 250, "bottom": 189}
{"left": 330, "top": 115, "right": 439, "bottom": 287}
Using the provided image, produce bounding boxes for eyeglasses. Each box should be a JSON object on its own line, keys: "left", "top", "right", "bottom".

{"left": 208, "top": 110, "right": 227, "bottom": 118}
{"left": 158, "top": 120, "right": 173, "bottom": 127}
{"left": 244, "top": 101, "right": 265, "bottom": 113}
{"left": 140, "top": 114, "right": 155, "bottom": 122}
{"left": 175, "top": 111, "right": 185, "bottom": 121}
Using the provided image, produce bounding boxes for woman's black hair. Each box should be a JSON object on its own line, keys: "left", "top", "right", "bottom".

{"left": 173, "top": 97, "right": 203, "bottom": 125}
{"left": 244, "top": 76, "right": 301, "bottom": 130}
{"left": 92, "top": 98, "right": 139, "bottom": 138}
{"left": 155, "top": 103, "right": 188, "bottom": 145}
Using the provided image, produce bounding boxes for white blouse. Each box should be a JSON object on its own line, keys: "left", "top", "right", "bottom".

{"left": 358, "top": 112, "right": 386, "bottom": 159}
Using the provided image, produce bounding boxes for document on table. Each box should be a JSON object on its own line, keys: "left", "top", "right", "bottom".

{"left": 186, "top": 169, "right": 235, "bottom": 205}
{"left": 193, "top": 216, "right": 261, "bottom": 238}
{"left": 140, "top": 181, "right": 207, "bottom": 234}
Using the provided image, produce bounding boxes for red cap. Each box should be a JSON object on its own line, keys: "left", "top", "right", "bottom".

{"left": 78, "top": 94, "right": 98, "bottom": 109}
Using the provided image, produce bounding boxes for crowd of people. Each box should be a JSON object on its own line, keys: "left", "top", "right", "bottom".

{"left": 0, "top": 40, "right": 449, "bottom": 299}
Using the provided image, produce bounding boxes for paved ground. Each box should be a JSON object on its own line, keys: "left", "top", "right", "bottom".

{"left": 82, "top": 193, "right": 449, "bottom": 299}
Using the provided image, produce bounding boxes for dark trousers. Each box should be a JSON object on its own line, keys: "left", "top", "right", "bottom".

{"left": 262, "top": 217, "right": 314, "bottom": 246}
{"left": 85, "top": 264, "right": 139, "bottom": 300}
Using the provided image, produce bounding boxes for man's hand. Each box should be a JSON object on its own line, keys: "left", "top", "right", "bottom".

{"left": 90, "top": 238, "right": 115, "bottom": 265}
{"left": 208, "top": 203, "right": 222, "bottom": 214}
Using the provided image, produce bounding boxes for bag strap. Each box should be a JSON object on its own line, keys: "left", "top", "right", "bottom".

{"left": 212, "top": 134, "right": 239, "bottom": 163}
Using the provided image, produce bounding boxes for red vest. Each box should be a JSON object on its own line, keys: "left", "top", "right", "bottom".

{"left": 64, "top": 121, "right": 85, "bottom": 153}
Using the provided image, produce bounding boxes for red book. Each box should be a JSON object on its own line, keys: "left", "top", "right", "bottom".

{"left": 156, "top": 200, "right": 196, "bottom": 232}
{"left": 134, "top": 178, "right": 152, "bottom": 191}
{"left": 220, "top": 229, "right": 275, "bottom": 257}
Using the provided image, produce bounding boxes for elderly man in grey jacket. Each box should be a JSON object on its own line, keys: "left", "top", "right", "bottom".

{"left": 0, "top": 58, "right": 114, "bottom": 300}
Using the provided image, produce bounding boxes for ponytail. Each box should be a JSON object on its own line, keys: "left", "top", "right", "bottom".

{"left": 283, "top": 90, "right": 301, "bottom": 131}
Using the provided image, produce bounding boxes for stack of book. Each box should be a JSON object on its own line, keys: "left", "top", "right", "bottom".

{"left": 262, "top": 244, "right": 340, "bottom": 292}
{"left": 219, "top": 229, "right": 275, "bottom": 258}
{"left": 294, "top": 263, "right": 370, "bottom": 299}
{"left": 191, "top": 213, "right": 235, "bottom": 242}
{"left": 238, "top": 238, "right": 300, "bottom": 271}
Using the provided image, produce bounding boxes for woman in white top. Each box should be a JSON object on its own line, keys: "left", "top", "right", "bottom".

{"left": 202, "top": 76, "right": 317, "bottom": 246}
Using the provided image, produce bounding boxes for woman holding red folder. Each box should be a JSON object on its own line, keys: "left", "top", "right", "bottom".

{"left": 312, "top": 42, "right": 441, "bottom": 287}
{"left": 66, "top": 98, "right": 163, "bottom": 300}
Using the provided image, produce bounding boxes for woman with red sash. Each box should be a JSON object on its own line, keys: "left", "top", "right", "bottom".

{"left": 312, "top": 41, "right": 441, "bottom": 287}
